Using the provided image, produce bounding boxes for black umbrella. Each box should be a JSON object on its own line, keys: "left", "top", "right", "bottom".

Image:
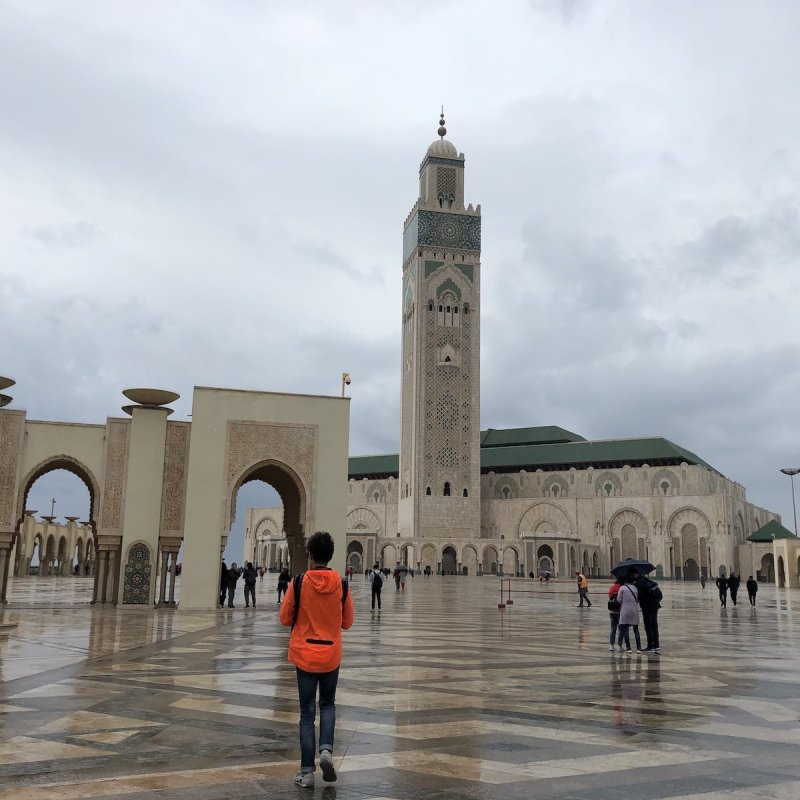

{"left": 611, "top": 558, "right": 655, "bottom": 578}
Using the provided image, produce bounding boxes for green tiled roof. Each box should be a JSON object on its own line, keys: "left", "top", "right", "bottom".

{"left": 348, "top": 426, "right": 720, "bottom": 479}
{"left": 747, "top": 519, "right": 796, "bottom": 542}
{"left": 348, "top": 453, "right": 399, "bottom": 478}
{"left": 479, "top": 436, "right": 719, "bottom": 474}
{"left": 480, "top": 426, "right": 586, "bottom": 447}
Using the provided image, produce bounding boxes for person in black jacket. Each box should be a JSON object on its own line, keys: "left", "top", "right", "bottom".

{"left": 634, "top": 572, "right": 661, "bottom": 653}
{"left": 243, "top": 562, "right": 258, "bottom": 608}
{"left": 746, "top": 575, "right": 758, "bottom": 606}
{"left": 227, "top": 563, "right": 241, "bottom": 608}
{"left": 728, "top": 573, "right": 740, "bottom": 606}
{"left": 715, "top": 575, "right": 729, "bottom": 607}
{"left": 220, "top": 560, "right": 228, "bottom": 607}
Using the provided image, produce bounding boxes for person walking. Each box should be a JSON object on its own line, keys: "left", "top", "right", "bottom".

{"left": 279, "top": 530, "right": 354, "bottom": 789}
{"left": 746, "top": 575, "right": 758, "bottom": 606}
{"left": 634, "top": 571, "right": 662, "bottom": 653}
{"left": 700, "top": 574, "right": 706, "bottom": 589}
{"left": 715, "top": 575, "right": 729, "bottom": 607}
{"left": 226, "top": 562, "right": 241, "bottom": 608}
{"left": 398, "top": 564, "right": 408, "bottom": 591}
{"left": 277, "top": 567, "right": 291, "bottom": 604}
{"left": 393, "top": 567, "right": 401, "bottom": 591}
{"left": 242, "top": 562, "right": 258, "bottom": 608}
{"left": 219, "top": 560, "right": 228, "bottom": 607}
{"left": 728, "top": 573, "right": 740, "bottom": 606}
{"left": 576, "top": 571, "right": 592, "bottom": 607}
{"left": 607, "top": 577, "right": 624, "bottom": 652}
{"left": 616, "top": 574, "right": 642, "bottom": 654}
{"left": 369, "top": 563, "right": 383, "bottom": 610}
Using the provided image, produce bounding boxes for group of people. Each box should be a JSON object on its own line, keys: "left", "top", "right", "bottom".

{"left": 606, "top": 571, "right": 662, "bottom": 654}
{"left": 714, "top": 573, "right": 759, "bottom": 606}
{"left": 219, "top": 560, "right": 291, "bottom": 608}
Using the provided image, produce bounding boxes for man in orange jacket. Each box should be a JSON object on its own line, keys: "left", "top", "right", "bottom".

{"left": 279, "top": 531, "right": 354, "bottom": 789}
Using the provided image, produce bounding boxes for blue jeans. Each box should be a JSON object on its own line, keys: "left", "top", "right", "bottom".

{"left": 296, "top": 666, "right": 339, "bottom": 772}
{"left": 617, "top": 624, "right": 641, "bottom": 651}
{"left": 609, "top": 614, "right": 619, "bottom": 646}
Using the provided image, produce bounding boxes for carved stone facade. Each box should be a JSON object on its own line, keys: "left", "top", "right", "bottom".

{"left": 160, "top": 422, "right": 190, "bottom": 534}
{"left": 99, "top": 420, "right": 130, "bottom": 533}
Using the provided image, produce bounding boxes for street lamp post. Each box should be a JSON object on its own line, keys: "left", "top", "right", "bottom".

{"left": 779, "top": 468, "right": 800, "bottom": 536}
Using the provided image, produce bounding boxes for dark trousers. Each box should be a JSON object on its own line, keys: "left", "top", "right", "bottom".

{"left": 618, "top": 624, "right": 641, "bottom": 650}
{"left": 371, "top": 585, "right": 382, "bottom": 609}
{"left": 296, "top": 667, "right": 339, "bottom": 772}
{"left": 730, "top": 589, "right": 738, "bottom": 606}
{"left": 244, "top": 584, "right": 256, "bottom": 607}
{"left": 748, "top": 591, "right": 757, "bottom": 606}
{"left": 642, "top": 606, "right": 659, "bottom": 648}
{"left": 719, "top": 589, "right": 727, "bottom": 607}
{"left": 227, "top": 586, "right": 236, "bottom": 607}
{"left": 578, "top": 588, "right": 591, "bottom": 606}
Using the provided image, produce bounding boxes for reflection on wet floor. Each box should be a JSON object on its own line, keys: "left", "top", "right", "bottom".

{"left": 1, "top": 576, "right": 800, "bottom": 799}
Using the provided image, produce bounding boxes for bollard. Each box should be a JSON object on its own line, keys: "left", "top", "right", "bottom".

{"left": 506, "top": 579, "right": 514, "bottom": 605}
{"left": 498, "top": 579, "right": 506, "bottom": 609}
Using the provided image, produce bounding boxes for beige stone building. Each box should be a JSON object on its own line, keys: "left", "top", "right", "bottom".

{"left": 247, "top": 117, "right": 781, "bottom": 583}
{"left": 0, "top": 383, "right": 349, "bottom": 608}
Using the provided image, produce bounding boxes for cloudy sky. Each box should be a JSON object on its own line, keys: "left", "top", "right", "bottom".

{"left": 3, "top": 1, "right": 800, "bottom": 562}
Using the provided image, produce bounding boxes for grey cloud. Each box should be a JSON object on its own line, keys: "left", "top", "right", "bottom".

{"left": 27, "top": 221, "right": 101, "bottom": 250}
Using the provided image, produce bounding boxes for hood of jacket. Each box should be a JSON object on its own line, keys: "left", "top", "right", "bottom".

{"left": 303, "top": 568, "right": 342, "bottom": 594}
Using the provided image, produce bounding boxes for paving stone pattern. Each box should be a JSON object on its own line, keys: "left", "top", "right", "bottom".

{"left": 1, "top": 575, "right": 800, "bottom": 798}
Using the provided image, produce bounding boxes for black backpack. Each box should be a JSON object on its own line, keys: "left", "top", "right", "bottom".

{"left": 291, "top": 572, "right": 349, "bottom": 628}
{"left": 371, "top": 570, "right": 383, "bottom": 589}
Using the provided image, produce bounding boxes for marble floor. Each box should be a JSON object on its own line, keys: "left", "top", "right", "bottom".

{"left": 1, "top": 575, "right": 800, "bottom": 799}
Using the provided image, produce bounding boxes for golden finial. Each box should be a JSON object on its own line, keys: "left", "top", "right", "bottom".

{"left": 437, "top": 106, "right": 447, "bottom": 139}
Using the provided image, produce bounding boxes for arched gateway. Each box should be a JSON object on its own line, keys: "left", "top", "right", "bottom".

{"left": 0, "top": 385, "right": 349, "bottom": 609}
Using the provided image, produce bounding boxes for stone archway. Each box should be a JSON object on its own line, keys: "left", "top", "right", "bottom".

{"left": 760, "top": 553, "right": 774, "bottom": 583}
{"left": 461, "top": 545, "right": 478, "bottom": 576}
{"left": 503, "top": 546, "right": 519, "bottom": 577}
{"left": 483, "top": 545, "right": 499, "bottom": 574}
{"left": 230, "top": 460, "right": 307, "bottom": 575}
{"left": 347, "top": 540, "right": 363, "bottom": 573}
{"left": 442, "top": 546, "right": 457, "bottom": 574}
{"left": 14, "top": 455, "right": 100, "bottom": 581}
{"left": 684, "top": 558, "right": 699, "bottom": 581}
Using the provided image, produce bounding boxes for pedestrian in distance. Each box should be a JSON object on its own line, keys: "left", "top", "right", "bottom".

{"left": 700, "top": 574, "right": 706, "bottom": 589}
{"left": 399, "top": 564, "right": 408, "bottom": 591}
{"left": 607, "top": 577, "right": 624, "bottom": 652}
{"left": 277, "top": 567, "right": 291, "bottom": 604}
{"left": 279, "top": 530, "right": 354, "bottom": 789}
{"left": 226, "top": 562, "right": 241, "bottom": 608}
{"left": 728, "top": 573, "right": 740, "bottom": 606}
{"left": 369, "top": 563, "right": 383, "bottom": 610}
{"left": 576, "top": 570, "right": 592, "bottom": 607}
{"left": 715, "top": 575, "right": 729, "bottom": 607}
{"left": 242, "top": 562, "right": 258, "bottom": 608}
{"left": 616, "top": 574, "right": 642, "bottom": 654}
{"left": 746, "top": 575, "right": 758, "bottom": 606}
{"left": 393, "top": 567, "right": 401, "bottom": 591}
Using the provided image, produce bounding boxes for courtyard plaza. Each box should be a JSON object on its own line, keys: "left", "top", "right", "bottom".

{"left": 0, "top": 576, "right": 799, "bottom": 799}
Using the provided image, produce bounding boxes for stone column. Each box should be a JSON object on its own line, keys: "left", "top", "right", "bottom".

{"left": 158, "top": 549, "right": 169, "bottom": 605}
{"left": 0, "top": 532, "right": 13, "bottom": 604}
{"left": 168, "top": 555, "right": 178, "bottom": 605}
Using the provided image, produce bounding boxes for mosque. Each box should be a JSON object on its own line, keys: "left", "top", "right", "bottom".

{"left": 246, "top": 113, "right": 781, "bottom": 584}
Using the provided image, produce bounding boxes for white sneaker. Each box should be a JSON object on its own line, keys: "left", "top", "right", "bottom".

{"left": 608, "top": 646, "right": 615, "bottom": 651}
{"left": 294, "top": 771, "right": 314, "bottom": 789}
{"left": 319, "top": 749, "right": 337, "bottom": 783}
{"left": 624, "top": 649, "right": 632, "bottom": 656}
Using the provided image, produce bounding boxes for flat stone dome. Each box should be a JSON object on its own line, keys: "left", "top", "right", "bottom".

{"left": 426, "top": 139, "right": 459, "bottom": 158}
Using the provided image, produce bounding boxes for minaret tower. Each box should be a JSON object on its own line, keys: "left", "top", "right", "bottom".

{"left": 398, "top": 111, "right": 481, "bottom": 551}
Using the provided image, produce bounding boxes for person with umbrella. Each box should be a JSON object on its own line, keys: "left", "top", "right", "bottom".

{"left": 616, "top": 572, "right": 642, "bottom": 654}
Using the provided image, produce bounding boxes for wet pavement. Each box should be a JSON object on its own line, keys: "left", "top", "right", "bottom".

{"left": 1, "top": 575, "right": 799, "bottom": 798}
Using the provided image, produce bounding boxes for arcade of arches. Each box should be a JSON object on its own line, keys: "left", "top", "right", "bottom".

{"left": 0, "top": 385, "right": 349, "bottom": 608}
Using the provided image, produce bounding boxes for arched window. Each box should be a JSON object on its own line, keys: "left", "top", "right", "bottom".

{"left": 502, "top": 486, "right": 510, "bottom": 499}
{"left": 660, "top": 481, "right": 670, "bottom": 495}
{"left": 425, "top": 487, "right": 431, "bottom": 496}
{"left": 604, "top": 482, "right": 613, "bottom": 496}
{"left": 443, "top": 482, "right": 451, "bottom": 497}
{"left": 463, "top": 488, "right": 469, "bottom": 497}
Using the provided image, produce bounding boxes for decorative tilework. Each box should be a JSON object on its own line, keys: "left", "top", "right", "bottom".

{"left": 424, "top": 260, "right": 444, "bottom": 278}
{"left": 121, "top": 542, "right": 151, "bottom": 605}
{"left": 419, "top": 154, "right": 464, "bottom": 172}
{"left": 436, "top": 277, "right": 462, "bottom": 301}
{"left": 417, "top": 210, "right": 481, "bottom": 251}
{"left": 456, "top": 263, "right": 474, "bottom": 282}
{"left": 436, "top": 167, "right": 456, "bottom": 198}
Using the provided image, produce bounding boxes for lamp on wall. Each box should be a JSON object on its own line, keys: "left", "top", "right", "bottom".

{"left": 341, "top": 372, "right": 351, "bottom": 397}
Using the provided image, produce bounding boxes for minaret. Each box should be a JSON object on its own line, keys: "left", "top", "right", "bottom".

{"left": 398, "top": 111, "right": 482, "bottom": 551}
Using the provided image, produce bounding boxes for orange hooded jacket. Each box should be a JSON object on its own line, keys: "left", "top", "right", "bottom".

{"left": 279, "top": 568, "right": 354, "bottom": 673}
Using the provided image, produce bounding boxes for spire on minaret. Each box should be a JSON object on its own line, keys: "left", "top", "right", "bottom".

{"left": 437, "top": 107, "right": 447, "bottom": 139}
